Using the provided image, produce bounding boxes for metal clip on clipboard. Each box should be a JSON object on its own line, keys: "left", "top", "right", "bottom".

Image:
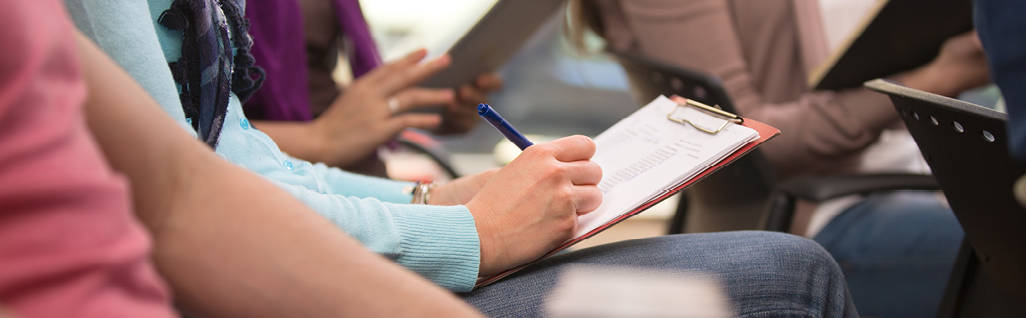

{"left": 666, "top": 98, "right": 744, "bottom": 134}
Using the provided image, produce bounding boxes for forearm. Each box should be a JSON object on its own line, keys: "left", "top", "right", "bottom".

{"left": 75, "top": 31, "right": 480, "bottom": 317}
{"left": 748, "top": 88, "right": 896, "bottom": 177}
{"left": 270, "top": 181, "right": 482, "bottom": 291}
{"left": 892, "top": 65, "right": 970, "bottom": 98}
{"left": 160, "top": 159, "right": 480, "bottom": 317}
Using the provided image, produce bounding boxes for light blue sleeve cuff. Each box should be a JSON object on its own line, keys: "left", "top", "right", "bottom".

{"left": 385, "top": 203, "right": 481, "bottom": 292}
{"left": 271, "top": 180, "right": 480, "bottom": 292}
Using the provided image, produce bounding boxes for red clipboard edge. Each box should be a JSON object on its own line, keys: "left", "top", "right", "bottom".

{"left": 475, "top": 118, "right": 780, "bottom": 287}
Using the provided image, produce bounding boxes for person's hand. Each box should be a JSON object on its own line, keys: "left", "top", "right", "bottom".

{"left": 435, "top": 73, "right": 504, "bottom": 135}
{"left": 925, "top": 31, "right": 991, "bottom": 94}
{"left": 430, "top": 168, "right": 499, "bottom": 206}
{"left": 898, "top": 31, "right": 990, "bottom": 97}
{"left": 464, "top": 136, "right": 603, "bottom": 276}
{"left": 308, "top": 49, "right": 456, "bottom": 167}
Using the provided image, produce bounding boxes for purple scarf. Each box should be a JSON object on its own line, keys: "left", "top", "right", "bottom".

{"left": 160, "top": 0, "right": 264, "bottom": 148}
{"left": 244, "top": 0, "right": 382, "bottom": 121}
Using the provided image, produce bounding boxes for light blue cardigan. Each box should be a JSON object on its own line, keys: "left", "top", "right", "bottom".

{"left": 64, "top": 0, "right": 480, "bottom": 292}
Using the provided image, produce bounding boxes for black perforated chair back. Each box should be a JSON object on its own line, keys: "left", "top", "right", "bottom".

{"left": 611, "top": 50, "right": 776, "bottom": 232}
{"left": 867, "top": 79, "right": 1026, "bottom": 313}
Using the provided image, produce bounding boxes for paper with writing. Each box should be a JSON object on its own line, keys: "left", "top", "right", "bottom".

{"left": 577, "top": 96, "right": 759, "bottom": 238}
{"left": 476, "top": 95, "right": 776, "bottom": 287}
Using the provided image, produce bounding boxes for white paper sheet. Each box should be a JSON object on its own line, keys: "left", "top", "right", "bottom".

{"left": 575, "top": 96, "right": 759, "bottom": 238}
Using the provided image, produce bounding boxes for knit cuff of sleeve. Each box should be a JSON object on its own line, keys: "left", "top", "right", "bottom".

{"left": 385, "top": 203, "right": 480, "bottom": 292}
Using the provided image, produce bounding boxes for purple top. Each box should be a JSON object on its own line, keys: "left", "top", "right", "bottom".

{"left": 244, "top": 0, "right": 382, "bottom": 121}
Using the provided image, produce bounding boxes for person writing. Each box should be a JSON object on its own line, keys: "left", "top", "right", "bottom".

{"left": 63, "top": 0, "right": 858, "bottom": 316}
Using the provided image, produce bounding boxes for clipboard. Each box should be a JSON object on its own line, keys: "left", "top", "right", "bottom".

{"left": 477, "top": 99, "right": 780, "bottom": 287}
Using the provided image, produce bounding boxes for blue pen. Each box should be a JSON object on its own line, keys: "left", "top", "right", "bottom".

{"left": 478, "top": 103, "right": 534, "bottom": 150}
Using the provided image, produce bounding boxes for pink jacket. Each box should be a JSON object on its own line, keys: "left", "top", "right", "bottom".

{"left": 592, "top": 0, "right": 900, "bottom": 178}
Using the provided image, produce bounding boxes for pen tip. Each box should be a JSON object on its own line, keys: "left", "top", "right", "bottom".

{"left": 477, "top": 103, "right": 490, "bottom": 115}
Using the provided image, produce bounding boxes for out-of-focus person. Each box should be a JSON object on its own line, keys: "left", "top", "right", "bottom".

{"left": 570, "top": 1, "right": 989, "bottom": 317}
{"left": 243, "top": 0, "right": 502, "bottom": 176}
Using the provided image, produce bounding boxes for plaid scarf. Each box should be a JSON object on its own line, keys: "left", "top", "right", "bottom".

{"left": 158, "top": 0, "right": 264, "bottom": 148}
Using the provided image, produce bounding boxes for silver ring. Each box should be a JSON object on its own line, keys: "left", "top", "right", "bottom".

{"left": 387, "top": 97, "right": 400, "bottom": 113}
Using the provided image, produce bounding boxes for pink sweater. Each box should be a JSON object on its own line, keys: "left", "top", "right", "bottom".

{"left": 593, "top": 0, "right": 900, "bottom": 178}
{"left": 0, "top": 1, "right": 175, "bottom": 317}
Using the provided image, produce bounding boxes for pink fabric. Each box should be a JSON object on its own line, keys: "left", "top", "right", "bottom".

{"left": 594, "top": 0, "right": 899, "bottom": 177}
{"left": 0, "top": 1, "right": 176, "bottom": 317}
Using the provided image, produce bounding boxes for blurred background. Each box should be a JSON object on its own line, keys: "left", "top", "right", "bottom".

{"left": 361, "top": 0, "right": 635, "bottom": 155}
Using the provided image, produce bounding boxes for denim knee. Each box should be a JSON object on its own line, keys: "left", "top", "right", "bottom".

{"left": 738, "top": 231, "right": 844, "bottom": 285}
{"left": 749, "top": 231, "right": 836, "bottom": 267}
{"left": 720, "top": 231, "right": 854, "bottom": 318}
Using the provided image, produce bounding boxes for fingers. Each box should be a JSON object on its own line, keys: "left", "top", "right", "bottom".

{"left": 393, "top": 88, "right": 455, "bottom": 112}
{"left": 564, "top": 161, "right": 603, "bottom": 214}
{"left": 434, "top": 102, "right": 479, "bottom": 135}
{"left": 547, "top": 135, "right": 597, "bottom": 162}
{"left": 561, "top": 160, "right": 602, "bottom": 185}
{"left": 379, "top": 54, "right": 451, "bottom": 95}
{"left": 387, "top": 113, "right": 443, "bottom": 132}
{"left": 455, "top": 85, "right": 487, "bottom": 106}
{"left": 474, "top": 73, "right": 504, "bottom": 91}
{"left": 443, "top": 97, "right": 479, "bottom": 117}
{"left": 361, "top": 49, "right": 428, "bottom": 84}
{"left": 449, "top": 74, "right": 503, "bottom": 110}
{"left": 572, "top": 185, "right": 603, "bottom": 215}
{"left": 445, "top": 81, "right": 491, "bottom": 117}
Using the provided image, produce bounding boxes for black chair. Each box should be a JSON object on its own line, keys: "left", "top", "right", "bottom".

{"left": 610, "top": 50, "right": 941, "bottom": 233}
{"left": 763, "top": 173, "right": 941, "bottom": 232}
{"left": 867, "top": 79, "right": 1026, "bottom": 317}
{"left": 396, "top": 131, "right": 461, "bottom": 179}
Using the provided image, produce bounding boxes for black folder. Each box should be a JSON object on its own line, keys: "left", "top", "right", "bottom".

{"left": 811, "top": 0, "right": 973, "bottom": 90}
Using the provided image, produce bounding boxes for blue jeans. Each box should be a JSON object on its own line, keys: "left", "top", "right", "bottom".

{"left": 814, "top": 192, "right": 963, "bottom": 318}
{"left": 461, "top": 231, "right": 857, "bottom": 317}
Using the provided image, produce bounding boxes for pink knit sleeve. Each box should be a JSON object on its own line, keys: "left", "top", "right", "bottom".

{"left": 0, "top": 2, "right": 176, "bottom": 317}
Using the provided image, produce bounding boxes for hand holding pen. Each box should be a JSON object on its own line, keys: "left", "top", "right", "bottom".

{"left": 465, "top": 105, "right": 603, "bottom": 274}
